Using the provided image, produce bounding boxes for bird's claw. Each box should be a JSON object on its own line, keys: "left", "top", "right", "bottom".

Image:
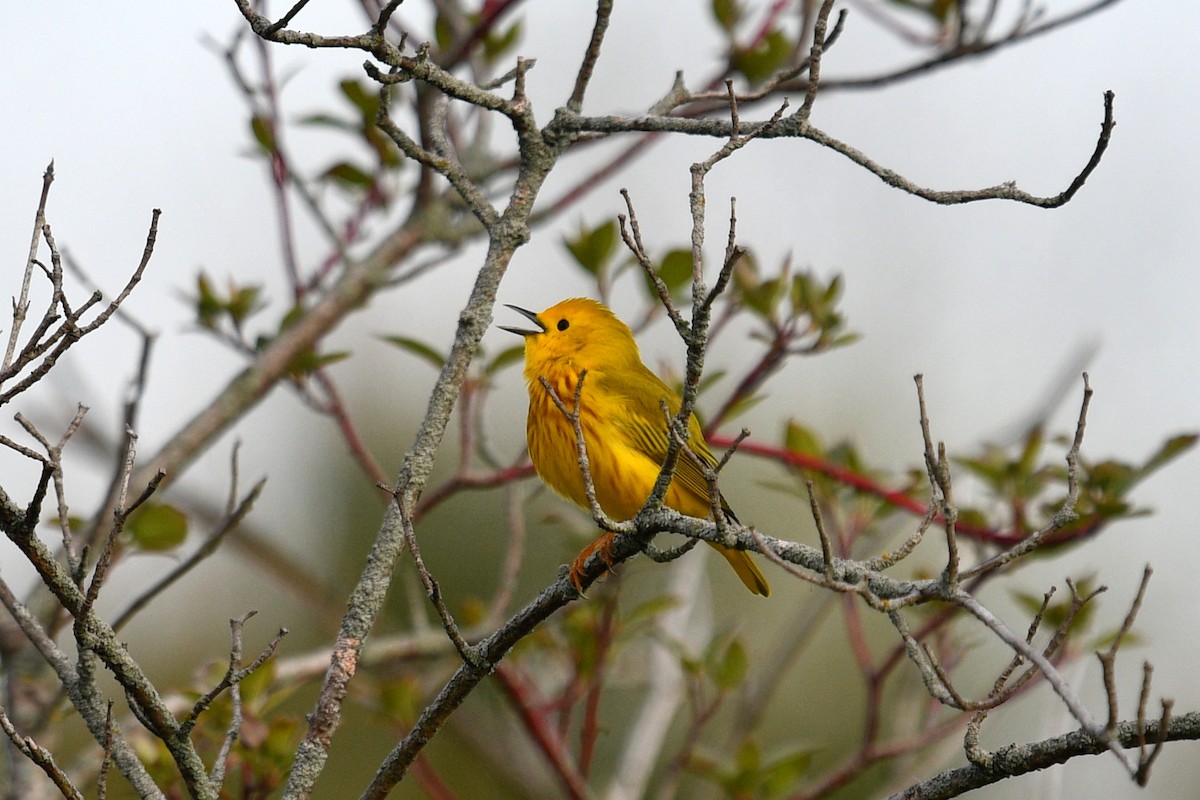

{"left": 569, "top": 533, "right": 617, "bottom": 596}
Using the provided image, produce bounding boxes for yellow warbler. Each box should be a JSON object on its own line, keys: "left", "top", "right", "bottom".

{"left": 502, "top": 297, "right": 770, "bottom": 596}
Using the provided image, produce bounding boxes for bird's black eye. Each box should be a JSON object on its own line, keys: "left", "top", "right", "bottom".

{"left": 557, "top": 318, "right": 569, "bottom": 331}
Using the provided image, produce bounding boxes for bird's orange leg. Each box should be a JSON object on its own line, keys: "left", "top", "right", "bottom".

{"left": 569, "top": 532, "right": 617, "bottom": 593}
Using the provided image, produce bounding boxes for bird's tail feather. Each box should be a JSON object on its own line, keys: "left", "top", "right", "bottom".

{"left": 709, "top": 542, "right": 771, "bottom": 596}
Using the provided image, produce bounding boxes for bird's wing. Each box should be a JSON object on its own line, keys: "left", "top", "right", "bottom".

{"left": 600, "top": 367, "right": 736, "bottom": 521}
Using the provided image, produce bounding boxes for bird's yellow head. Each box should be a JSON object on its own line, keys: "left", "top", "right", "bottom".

{"left": 501, "top": 298, "right": 641, "bottom": 381}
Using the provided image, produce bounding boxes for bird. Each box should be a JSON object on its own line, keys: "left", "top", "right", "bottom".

{"left": 501, "top": 297, "right": 770, "bottom": 596}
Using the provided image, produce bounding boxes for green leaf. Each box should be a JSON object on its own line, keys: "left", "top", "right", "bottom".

{"left": 732, "top": 738, "right": 762, "bottom": 782}
{"left": 261, "top": 715, "right": 302, "bottom": 763}
{"left": 1087, "top": 460, "right": 1136, "bottom": 495}
{"left": 250, "top": 115, "right": 277, "bottom": 154}
{"left": 286, "top": 349, "right": 351, "bottom": 378}
{"left": 277, "top": 303, "right": 305, "bottom": 332}
{"left": 380, "top": 335, "right": 447, "bottom": 370}
{"left": 784, "top": 420, "right": 823, "bottom": 457}
{"left": 460, "top": 596, "right": 493, "bottom": 628}
{"left": 732, "top": 249, "right": 759, "bottom": 291}
{"left": 1012, "top": 574, "right": 1099, "bottom": 632}
{"left": 563, "top": 219, "right": 619, "bottom": 277}
{"left": 194, "top": 272, "right": 223, "bottom": 330}
{"left": 955, "top": 451, "right": 1006, "bottom": 487}
{"left": 483, "top": 20, "right": 522, "bottom": 61}
{"left": 484, "top": 344, "right": 526, "bottom": 376}
{"left": 741, "top": 275, "right": 785, "bottom": 319}
{"left": 192, "top": 272, "right": 264, "bottom": 333}
{"left": 623, "top": 595, "right": 680, "bottom": 627}
{"left": 956, "top": 507, "right": 990, "bottom": 531}
{"left": 434, "top": 13, "right": 456, "bottom": 52}
{"left": 789, "top": 270, "right": 853, "bottom": 349}
{"left": 1016, "top": 426, "right": 1044, "bottom": 476}
{"left": 297, "top": 113, "right": 356, "bottom": 132}
{"left": 695, "top": 369, "right": 727, "bottom": 398}
{"left": 236, "top": 660, "right": 276, "bottom": 704}
{"left": 1140, "top": 433, "right": 1198, "bottom": 478}
{"left": 831, "top": 332, "right": 861, "bottom": 348}
{"left": 562, "top": 604, "right": 602, "bottom": 676}
{"left": 1090, "top": 627, "right": 1143, "bottom": 652}
{"left": 822, "top": 273, "right": 844, "bottom": 304}
{"left": 679, "top": 650, "right": 704, "bottom": 676}
{"left": 893, "top": 0, "right": 959, "bottom": 24}
{"left": 827, "top": 439, "right": 866, "bottom": 473}
{"left": 732, "top": 29, "right": 792, "bottom": 85}
{"left": 322, "top": 162, "right": 375, "bottom": 189}
{"left": 378, "top": 676, "right": 423, "bottom": 725}
{"left": 721, "top": 392, "right": 766, "bottom": 423}
{"left": 711, "top": 638, "right": 748, "bottom": 689}
{"left": 226, "top": 284, "right": 264, "bottom": 332}
{"left": 761, "top": 748, "right": 814, "bottom": 796}
{"left": 1012, "top": 589, "right": 1049, "bottom": 618}
{"left": 269, "top": 308, "right": 353, "bottom": 377}
{"left": 789, "top": 271, "right": 812, "bottom": 314}
{"left": 63, "top": 515, "right": 87, "bottom": 533}
{"left": 653, "top": 249, "right": 693, "bottom": 297}
{"left": 314, "top": 351, "right": 351, "bottom": 368}
{"left": 712, "top": 0, "right": 741, "bottom": 31}
{"left": 339, "top": 79, "right": 380, "bottom": 121}
{"left": 365, "top": 125, "right": 402, "bottom": 168}
{"left": 127, "top": 503, "right": 188, "bottom": 551}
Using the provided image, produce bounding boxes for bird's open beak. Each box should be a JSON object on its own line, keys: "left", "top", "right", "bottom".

{"left": 499, "top": 304, "right": 547, "bottom": 337}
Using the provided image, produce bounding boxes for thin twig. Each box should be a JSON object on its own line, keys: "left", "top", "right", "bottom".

{"left": 112, "top": 478, "right": 266, "bottom": 634}
{"left": 210, "top": 612, "right": 251, "bottom": 787}
{"left": 796, "top": 0, "right": 835, "bottom": 122}
{"left": 566, "top": 0, "right": 613, "bottom": 113}
{"left": 618, "top": 189, "right": 687, "bottom": 336}
{"left": 4, "top": 162, "right": 55, "bottom": 374}
{"left": 394, "top": 490, "right": 480, "bottom": 666}
{"left": 963, "top": 373, "right": 1093, "bottom": 578}
{"left": 0, "top": 705, "right": 85, "bottom": 800}
{"left": 566, "top": 91, "right": 1117, "bottom": 210}
{"left": 98, "top": 702, "right": 115, "bottom": 800}
{"left": 952, "top": 591, "right": 1135, "bottom": 773}
{"left": 804, "top": 478, "right": 835, "bottom": 580}
{"left": 1097, "top": 565, "right": 1153, "bottom": 732}
{"left": 181, "top": 613, "right": 287, "bottom": 736}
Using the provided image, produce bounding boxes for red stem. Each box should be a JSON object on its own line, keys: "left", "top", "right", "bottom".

{"left": 578, "top": 596, "right": 617, "bottom": 777}
{"left": 747, "top": 0, "right": 792, "bottom": 49}
{"left": 493, "top": 664, "right": 590, "bottom": 800}
{"left": 412, "top": 753, "right": 459, "bottom": 800}
{"left": 708, "top": 435, "right": 1104, "bottom": 547}
{"left": 413, "top": 463, "right": 535, "bottom": 520}
{"left": 314, "top": 369, "right": 389, "bottom": 486}
{"left": 443, "top": 0, "right": 526, "bottom": 67}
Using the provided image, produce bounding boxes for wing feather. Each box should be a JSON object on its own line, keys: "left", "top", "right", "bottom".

{"left": 597, "top": 365, "right": 737, "bottom": 521}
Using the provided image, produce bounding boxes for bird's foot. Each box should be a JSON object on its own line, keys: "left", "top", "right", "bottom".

{"left": 569, "top": 532, "right": 617, "bottom": 595}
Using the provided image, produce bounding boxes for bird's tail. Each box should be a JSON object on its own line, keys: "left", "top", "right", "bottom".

{"left": 709, "top": 542, "right": 771, "bottom": 596}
